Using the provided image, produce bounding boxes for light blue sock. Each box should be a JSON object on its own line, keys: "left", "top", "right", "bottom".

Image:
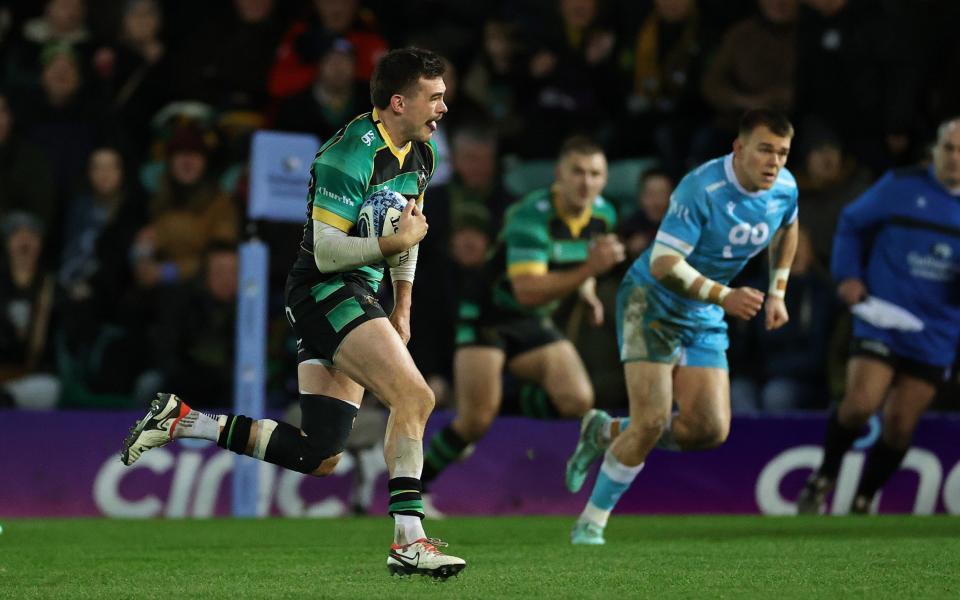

{"left": 580, "top": 450, "right": 644, "bottom": 527}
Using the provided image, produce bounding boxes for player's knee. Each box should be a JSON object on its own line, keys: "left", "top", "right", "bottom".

{"left": 554, "top": 385, "right": 593, "bottom": 418}
{"left": 698, "top": 420, "right": 729, "bottom": 448}
{"left": 390, "top": 380, "right": 435, "bottom": 423}
{"left": 309, "top": 453, "right": 343, "bottom": 477}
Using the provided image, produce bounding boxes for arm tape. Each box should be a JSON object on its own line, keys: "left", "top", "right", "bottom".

{"left": 389, "top": 243, "right": 418, "bottom": 283}
{"left": 769, "top": 267, "right": 790, "bottom": 299}
{"left": 650, "top": 242, "right": 731, "bottom": 304}
{"left": 313, "top": 221, "right": 384, "bottom": 272}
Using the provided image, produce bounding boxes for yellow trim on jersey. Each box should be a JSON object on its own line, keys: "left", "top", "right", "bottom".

{"left": 372, "top": 108, "right": 412, "bottom": 168}
{"left": 551, "top": 185, "right": 593, "bottom": 238}
{"left": 312, "top": 206, "right": 353, "bottom": 232}
{"left": 508, "top": 261, "right": 549, "bottom": 277}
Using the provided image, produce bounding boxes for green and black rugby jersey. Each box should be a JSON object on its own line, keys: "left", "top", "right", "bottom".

{"left": 290, "top": 108, "right": 439, "bottom": 291}
{"left": 473, "top": 186, "right": 618, "bottom": 319}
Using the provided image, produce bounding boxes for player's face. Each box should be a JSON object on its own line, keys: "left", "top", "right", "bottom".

{"left": 933, "top": 121, "right": 960, "bottom": 189}
{"left": 555, "top": 151, "right": 608, "bottom": 213}
{"left": 401, "top": 76, "right": 447, "bottom": 144}
{"left": 733, "top": 126, "right": 791, "bottom": 191}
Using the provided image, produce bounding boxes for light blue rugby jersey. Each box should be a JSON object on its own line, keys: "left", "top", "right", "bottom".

{"left": 625, "top": 153, "right": 799, "bottom": 324}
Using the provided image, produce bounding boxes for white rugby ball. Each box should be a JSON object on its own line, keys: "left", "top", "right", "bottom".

{"left": 357, "top": 189, "right": 410, "bottom": 268}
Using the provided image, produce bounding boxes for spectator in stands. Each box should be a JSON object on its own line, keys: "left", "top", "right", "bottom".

{"left": 20, "top": 43, "right": 100, "bottom": 213}
{"left": 614, "top": 0, "right": 711, "bottom": 171}
{"left": 151, "top": 241, "right": 238, "bottom": 407}
{"left": 794, "top": 119, "right": 872, "bottom": 266}
{"left": 0, "top": 92, "right": 57, "bottom": 233}
{"left": 91, "top": 0, "right": 170, "bottom": 160}
{"left": 0, "top": 212, "right": 59, "bottom": 409}
{"left": 794, "top": 0, "right": 919, "bottom": 173}
{"left": 518, "top": 0, "right": 619, "bottom": 158}
{"left": 170, "top": 0, "right": 284, "bottom": 110}
{"left": 268, "top": 0, "right": 388, "bottom": 101}
{"left": 56, "top": 147, "right": 146, "bottom": 397}
{"left": 461, "top": 19, "right": 525, "bottom": 150}
{"left": 699, "top": 0, "right": 798, "bottom": 160}
{"left": 3, "top": 0, "right": 92, "bottom": 91}
{"left": 134, "top": 123, "right": 238, "bottom": 288}
{"left": 274, "top": 37, "right": 366, "bottom": 142}
{"left": 410, "top": 124, "right": 513, "bottom": 404}
{"left": 619, "top": 167, "right": 673, "bottom": 261}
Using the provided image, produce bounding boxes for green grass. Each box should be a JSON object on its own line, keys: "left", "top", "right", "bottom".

{"left": 0, "top": 516, "right": 958, "bottom": 599}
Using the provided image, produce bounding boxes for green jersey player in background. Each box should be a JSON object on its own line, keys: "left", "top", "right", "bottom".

{"left": 120, "top": 47, "right": 466, "bottom": 579}
{"left": 420, "top": 137, "right": 625, "bottom": 503}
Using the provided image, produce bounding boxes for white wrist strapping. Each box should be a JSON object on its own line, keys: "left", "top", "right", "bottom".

{"left": 313, "top": 221, "right": 384, "bottom": 272}
{"left": 769, "top": 267, "right": 790, "bottom": 299}
{"left": 650, "top": 242, "right": 731, "bottom": 304}
{"left": 389, "top": 243, "right": 418, "bottom": 283}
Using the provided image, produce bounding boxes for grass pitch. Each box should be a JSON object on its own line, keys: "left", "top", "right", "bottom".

{"left": 0, "top": 516, "right": 957, "bottom": 599}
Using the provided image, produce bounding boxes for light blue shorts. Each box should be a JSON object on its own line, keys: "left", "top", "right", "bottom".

{"left": 615, "top": 277, "right": 729, "bottom": 369}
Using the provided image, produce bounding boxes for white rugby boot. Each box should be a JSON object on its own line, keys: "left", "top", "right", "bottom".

{"left": 121, "top": 393, "right": 188, "bottom": 465}
{"left": 387, "top": 538, "right": 466, "bottom": 579}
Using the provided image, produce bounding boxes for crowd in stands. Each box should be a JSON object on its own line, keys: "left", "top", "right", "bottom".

{"left": 1, "top": 0, "right": 958, "bottom": 412}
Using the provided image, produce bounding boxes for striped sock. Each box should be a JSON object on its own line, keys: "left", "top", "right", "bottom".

{"left": 388, "top": 476, "right": 424, "bottom": 519}
{"left": 580, "top": 450, "right": 644, "bottom": 528}
{"left": 518, "top": 384, "right": 559, "bottom": 419}
{"left": 422, "top": 425, "right": 469, "bottom": 489}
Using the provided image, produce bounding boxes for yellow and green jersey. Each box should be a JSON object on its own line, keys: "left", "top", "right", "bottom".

{"left": 290, "top": 109, "right": 439, "bottom": 289}
{"left": 481, "top": 186, "right": 618, "bottom": 319}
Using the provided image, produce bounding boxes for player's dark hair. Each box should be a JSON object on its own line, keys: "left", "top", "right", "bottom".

{"left": 739, "top": 109, "right": 794, "bottom": 138}
{"left": 558, "top": 135, "right": 605, "bottom": 160}
{"left": 370, "top": 47, "right": 445, "bottom": 109}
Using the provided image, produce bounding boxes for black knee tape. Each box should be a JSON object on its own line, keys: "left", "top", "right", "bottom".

{"left": 300, "top": 394, "right": 358, "bottom": 456}
{"left": 262, "top": 395, "right": 358, "bottom": 474}
{"left": 217, "top": 415, "right": 253, "bottom": 454}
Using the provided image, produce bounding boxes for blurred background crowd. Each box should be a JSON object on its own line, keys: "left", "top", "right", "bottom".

{"left": 1, "top": 0, "right": 958, "bottom": 413}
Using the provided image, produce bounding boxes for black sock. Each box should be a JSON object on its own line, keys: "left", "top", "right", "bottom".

{"left": 422, "top": 425, "right": 470, "bottom": 490}
{"left": 388, "top": 477, "right": 424, "bottom": 518}
{"left": 819, "top": 409, "right": 862, "bottom": 480}
{"left": 216, "top": 415, "right": 253, "bottom": 454}
{"left": 856, "top": 439, "right": 908, "bottom": 500}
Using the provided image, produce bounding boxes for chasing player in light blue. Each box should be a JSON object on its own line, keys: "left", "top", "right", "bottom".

{"left": 566, "top": 110, "right": 800, "bottom": 544}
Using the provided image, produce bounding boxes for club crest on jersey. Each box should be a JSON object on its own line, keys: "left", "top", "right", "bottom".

{"left": 417, "top": 168, "right": 428, "bottom": 194}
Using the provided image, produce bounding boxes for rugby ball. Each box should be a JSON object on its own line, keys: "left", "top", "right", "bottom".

{"left": 357, "top": 189, "right": 410, "bottom": 267}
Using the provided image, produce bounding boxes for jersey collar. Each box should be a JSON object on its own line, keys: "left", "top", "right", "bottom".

{"left": 551, "top": 184, "right": 593, "bottom": 238}
{"left": 372, "top": 108, "right": 412, "bottom": 167}
{"left": 724, "top": 153, "right": 766, "bottom": 198}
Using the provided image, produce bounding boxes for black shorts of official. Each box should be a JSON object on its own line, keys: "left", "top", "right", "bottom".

{"left": 285, "top": 273, "right": 387, "bottom": 366}
{"left": 455, "top": 314, "right": 565, "bottom": 361}
{"left": 850, "top": 337, "right": 950, "bottom": 387}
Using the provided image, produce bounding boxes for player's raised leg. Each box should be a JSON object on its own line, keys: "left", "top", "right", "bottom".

{"left": 121, "top": 364, "right": 360, "bottom": 476}
{"left": 334, "top": 318, "right": 465, "bottom": 578}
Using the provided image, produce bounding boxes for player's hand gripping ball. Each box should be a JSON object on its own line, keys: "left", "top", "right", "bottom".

{"left": 357, "top": 189, "right": 412, "bottom": 268}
